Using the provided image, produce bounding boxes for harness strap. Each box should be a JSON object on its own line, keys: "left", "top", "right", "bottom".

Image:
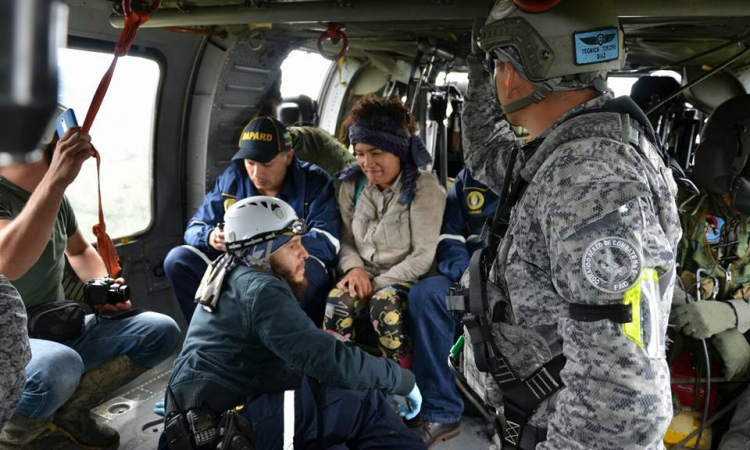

{"left": 485, "top": 144, "right": 521, "bottom": 262}
{"left": 489, "top": 354, "right": 565, "bottom": 449}
{"left": 82, "top": 0, "right": 160, "bottom": 276}
{"left": 569, "top": 303, "right": 632, "bottom": 323}
{"left": 353, "top": 173, "right": 367, "bottom": 205}
{"left": 467, "top": 215, "right": 489, "bottom": 232}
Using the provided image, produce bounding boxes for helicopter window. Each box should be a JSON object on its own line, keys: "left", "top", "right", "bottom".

{"left": 57, "top": 47, "right": 160, "bottom": 242}
{"left": 280, "top": 49, "right": 332, "bottom": 101}
{"left": 608, "top": 76, "right": 639, "bottom": 97}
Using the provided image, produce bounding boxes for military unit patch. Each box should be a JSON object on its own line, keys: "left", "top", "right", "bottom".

{"left": 583, "top": 237, "right": 642, "bottom": 293}
{"left": 705, "top": 214, "right": 725, "bottom": 244}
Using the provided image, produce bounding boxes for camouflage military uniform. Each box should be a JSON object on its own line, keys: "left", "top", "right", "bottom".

{"left": 676, "top": 192, "right": 750, "bottom": 450}
{"left": 0, "top": 275, "right": 31, "bottom": 432}
{"left": 677, "top": 191, "right": 750, "bottom": 324}
{"left": 461, "top": 76, "right": 682, "bottom": 449}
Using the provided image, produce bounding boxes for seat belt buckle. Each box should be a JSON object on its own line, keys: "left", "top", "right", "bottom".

{"left": 447, "top": 285, "right": 470, "bottom": 320}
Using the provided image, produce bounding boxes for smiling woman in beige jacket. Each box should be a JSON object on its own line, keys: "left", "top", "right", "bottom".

{"left": 323, "top": 96, "right": 446, "bottom": 367}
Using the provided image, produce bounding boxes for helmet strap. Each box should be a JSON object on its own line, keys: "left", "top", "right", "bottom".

{"left": 500, "top": 81, "right": 556, "bottom": 114}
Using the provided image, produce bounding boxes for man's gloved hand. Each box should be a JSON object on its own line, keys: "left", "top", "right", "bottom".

{"left": 397, "top": 384, "right": 422, "bottom": 421}
{"left": 711, "top": 328, "right": 750, "bottom": 380}
{"left": 153, "top": 399, "right": 165, "bottom": 416}
{"left": 671, "top": 301, "right": 737, "bottom": 339}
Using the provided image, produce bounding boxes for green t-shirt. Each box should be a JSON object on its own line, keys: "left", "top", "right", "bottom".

{"left": 289, "top": 126, "right": 356, "bottom": 179}
{"left": 0, "top": 177, "right": 78, "bottom": 308}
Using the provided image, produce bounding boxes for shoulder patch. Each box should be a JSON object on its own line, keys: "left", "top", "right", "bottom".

{"left": 573, "top": 28, "right": 619, "bottom": 65}
{"left": 223, "top": 197, "right": 237, "bottom": 212}
{"left": 705, "top": 214, "right": 725, "bottom": 244}
{"left": 582, "top": 237, "right": 642, "bottom": 293}
{"left": 466, "top": 190, "right": 485, "bottom": 211}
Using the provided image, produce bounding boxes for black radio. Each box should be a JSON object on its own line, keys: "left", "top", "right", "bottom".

{"left": 187, "top": 409, "right": 217, "bottom": 449}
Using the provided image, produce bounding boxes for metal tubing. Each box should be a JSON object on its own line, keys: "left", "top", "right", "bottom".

{"left": 110, "top": 1, "right": 492, "bottom": 28}
{"left": 646, "top": 47, "right": 750, "bottom": 115}
{"left": 617, "top": 0, "right": 750, "bottom": 18}
{"left": 110, "top": 0, "right": 750, "bottom": 29}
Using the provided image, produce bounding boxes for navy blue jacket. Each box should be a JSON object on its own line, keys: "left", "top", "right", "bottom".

{"left": 168, "top": 265, "right": 413, "bottom": 412}
{"left": 184, "top": 157, "right": 340, "bottom": 265}
{"left": 437, "top": 169, "right": 500, "bottom": 282}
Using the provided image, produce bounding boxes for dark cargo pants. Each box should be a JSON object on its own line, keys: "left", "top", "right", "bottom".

{"left": 159, "top": 377, "right": 425, "bottom": 450}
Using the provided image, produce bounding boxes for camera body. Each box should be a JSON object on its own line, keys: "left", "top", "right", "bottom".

{"left": 84, "top": 277, "right": 130, "bottom": 306}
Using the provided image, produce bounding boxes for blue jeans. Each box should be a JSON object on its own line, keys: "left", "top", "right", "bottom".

{"left": 164, "top": 245, "right": 330, "bottom": 325}
{"left": 16, "top": 311, "right": 180, "bottom": 419}
{"left": 408, "top": 275, "right": 463, "bottom": 423}
{"left": 158, "top": 377, "right": 426, "bottom": 450}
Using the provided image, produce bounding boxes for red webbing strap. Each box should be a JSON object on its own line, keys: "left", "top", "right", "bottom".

{"left": 81, "top": 0, "right": 160, "bottom": 276}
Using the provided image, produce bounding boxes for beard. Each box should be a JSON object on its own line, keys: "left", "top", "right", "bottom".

{"left": 269, "top": 258, "right": 309, "bottom": 300}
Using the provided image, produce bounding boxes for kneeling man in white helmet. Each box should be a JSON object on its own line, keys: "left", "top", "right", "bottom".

{"left": 160, "top": 196, "right": 425, "bottom": 450}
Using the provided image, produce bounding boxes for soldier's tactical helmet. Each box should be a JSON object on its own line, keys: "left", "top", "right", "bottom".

{"left": 479, "top": 0, "right": 624, "bottom": 112}
{"left": 693, "top": 94, "right": 750, "bottom": 214}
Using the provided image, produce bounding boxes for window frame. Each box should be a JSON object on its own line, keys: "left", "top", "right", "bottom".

{"left": 62, "top": 36, "right": 166, "bottom": 244}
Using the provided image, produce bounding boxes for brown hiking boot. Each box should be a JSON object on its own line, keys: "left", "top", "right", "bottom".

{"left": 409, "top": 417, "right": 461, "bottom": 449}
{"left": 53, "top": 355, "right": 147, "bottom": 449}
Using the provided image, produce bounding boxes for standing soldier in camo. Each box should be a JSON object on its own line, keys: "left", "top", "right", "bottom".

{"left": 456, "top": 1, "right": 682, "bottom": 449}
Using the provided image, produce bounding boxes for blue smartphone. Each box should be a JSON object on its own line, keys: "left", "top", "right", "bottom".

{"left": 56, "top": 108, "right": 78, "bottom": 138}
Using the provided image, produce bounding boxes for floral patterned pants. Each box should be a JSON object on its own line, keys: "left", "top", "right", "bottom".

{"left": 323, "top": 284, "right": 411, "bottom": 362}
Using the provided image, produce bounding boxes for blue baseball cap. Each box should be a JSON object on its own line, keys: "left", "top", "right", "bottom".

{"left": 233, "top": 116, "right": 293, "bottom": 163}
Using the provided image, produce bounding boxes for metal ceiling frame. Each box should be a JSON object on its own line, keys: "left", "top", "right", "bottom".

{"left": 110, "top": 0, "right": 750, "bottom": 29}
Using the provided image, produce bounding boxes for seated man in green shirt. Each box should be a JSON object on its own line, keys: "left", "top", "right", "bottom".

{"left": 0, "top": 115, "right": 181, "bottom": 450}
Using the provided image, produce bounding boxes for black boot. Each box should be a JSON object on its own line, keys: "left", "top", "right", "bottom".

{"left": 53, "top": 355, "right": 147, "bottom": 449}
{"left": 0, "top": 414, "right": 81, "bottom": 450}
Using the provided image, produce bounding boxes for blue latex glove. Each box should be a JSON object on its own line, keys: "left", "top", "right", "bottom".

{"left": 153, "top": 399, "right": 165, "bottom": 416}
{"left": 396, "top": 384, "right": 422, "bottom": 420}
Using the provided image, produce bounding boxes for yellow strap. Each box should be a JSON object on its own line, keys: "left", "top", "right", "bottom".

{"left": 337, "top": 57, "right": 347, "bottom": 85}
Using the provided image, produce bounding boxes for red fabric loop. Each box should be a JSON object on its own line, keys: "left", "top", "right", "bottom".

{"left": 512, "top": 0, "right": 563, "bottom": 13}
{"left": 81, "top": 0, "right": 160, "bottom": 276}
{"left": 317, "top": 23, "right": 348, "bottom": 61}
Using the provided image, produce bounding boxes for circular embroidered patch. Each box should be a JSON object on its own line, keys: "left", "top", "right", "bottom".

{"left": 466, "top": 191, "right": 485, "bottom": 211}
{"left": 582, "top": 237, "right": 642, "bottom": 293}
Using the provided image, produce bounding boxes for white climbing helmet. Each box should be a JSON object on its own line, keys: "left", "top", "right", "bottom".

{"left": 223, "top": 196, "right": 306, "bottom": 254}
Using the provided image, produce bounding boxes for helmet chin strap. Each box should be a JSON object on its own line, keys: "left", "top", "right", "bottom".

{"left": 500, "top": 80, "right": 556, "bottom": 114}
{"left": 498, "top": 73, "right": 609, "bottom": 115}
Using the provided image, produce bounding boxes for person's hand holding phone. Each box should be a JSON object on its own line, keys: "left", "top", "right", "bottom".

{"left": 48, "top": 110, "right": 95, "bottom": 189}
{"left": 48, "top": 127, "right": 96, "bottom": 189}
